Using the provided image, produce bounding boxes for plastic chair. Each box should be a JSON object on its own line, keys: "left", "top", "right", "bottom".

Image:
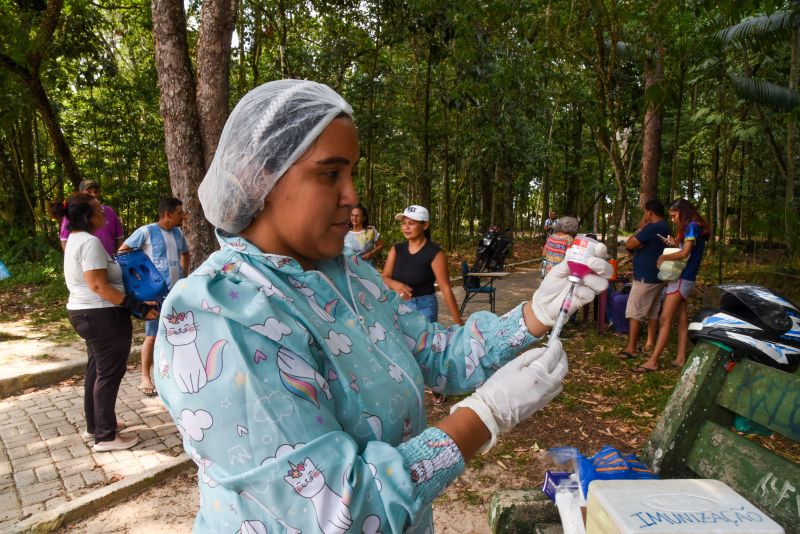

{"left": 459, "top": 261, "right": 497, "bottom": 314}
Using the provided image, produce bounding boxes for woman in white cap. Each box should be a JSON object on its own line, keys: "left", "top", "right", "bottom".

{"left": 382, "top": 205, "right": 463, "bottom": 326}
{"left": 153, "top": 79, "right": 611, "bottom": 533}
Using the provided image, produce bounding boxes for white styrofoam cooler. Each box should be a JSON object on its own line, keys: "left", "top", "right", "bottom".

{"left": 585, "top": 479, "right": 784, "bottom": 534}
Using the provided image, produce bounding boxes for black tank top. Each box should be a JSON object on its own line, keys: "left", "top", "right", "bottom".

{"left": 391, "top": 240, "right": 441, "bottom": 297}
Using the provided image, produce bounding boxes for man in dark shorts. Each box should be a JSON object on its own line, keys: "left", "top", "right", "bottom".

{"left": 618, "top": 199, "right": 670, "bottom": 359}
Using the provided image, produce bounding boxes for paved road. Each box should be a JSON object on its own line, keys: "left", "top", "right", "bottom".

{"left": 0, "top": 264, "right": 540, "bottom": 533}
{"left": 0, "top": 371, "right": 185, "bottom": 532}
{"left": 439, "top": 264, "right": 539, "bottom": 326}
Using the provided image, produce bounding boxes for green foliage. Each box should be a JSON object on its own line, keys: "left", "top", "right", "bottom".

{"left": 716, "top": 10, "right": 795, "bottom": 46}
{"left": 730, "top": 73, "right": 800, "bottom": 112}
{"left": 0, "top": 0, "right": 797, "bottom": 259}
{"left": 0, "top": 225, "right": 63, "bottom": 286}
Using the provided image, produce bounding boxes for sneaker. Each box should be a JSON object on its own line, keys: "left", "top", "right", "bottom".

{"left": 83, "top": 420, "right": 127, "bottom": 439}
{"left": 92, "top": 434, "right": 139, "bottom": 452}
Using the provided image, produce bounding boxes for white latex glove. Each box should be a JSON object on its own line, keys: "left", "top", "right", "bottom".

{"left": 451, "top": 340, "right": 567, "bottom": 452}
{"left": 531, "top": 243, "right": 613, "bottom": 326}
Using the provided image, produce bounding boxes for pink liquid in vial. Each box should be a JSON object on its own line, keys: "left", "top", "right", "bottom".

{"left": 567, "top": 260, "right": 593, "bottom": 279}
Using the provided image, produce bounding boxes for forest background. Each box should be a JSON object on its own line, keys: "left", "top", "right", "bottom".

{"left": 1, "top": 0, "right": 799, "bottom": 281}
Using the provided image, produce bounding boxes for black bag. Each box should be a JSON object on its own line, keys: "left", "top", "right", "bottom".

{"left": 465, "top": 274, "right": 481, "bottom": 289}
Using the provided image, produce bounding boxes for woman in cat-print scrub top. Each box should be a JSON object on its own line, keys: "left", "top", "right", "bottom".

{"left": 154, "top": 80, "right": 612, "bottom": 533}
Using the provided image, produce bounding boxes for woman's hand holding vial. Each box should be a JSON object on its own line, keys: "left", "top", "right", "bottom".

{"left": 530, "top": 239, "right": 613, "bottom": 328}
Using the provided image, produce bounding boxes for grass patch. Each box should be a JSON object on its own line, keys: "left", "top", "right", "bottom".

{"left": 467, "top": 455, "right": 486, "bottom": 469}
{"left": 459, "top": 489, "right": 482, "bottom": 505}
{"left": 31, "top": 353, "right": 64, "bottom": 362}
{"left": 0, "top": 331, "right": 24, "bottom": 342}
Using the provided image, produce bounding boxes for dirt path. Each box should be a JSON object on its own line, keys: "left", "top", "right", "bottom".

{"left": 0, "top": 319, "right": 85, "bottom": 382}
{"left": 63, "top": 417, "right": 551, "bottom": 534}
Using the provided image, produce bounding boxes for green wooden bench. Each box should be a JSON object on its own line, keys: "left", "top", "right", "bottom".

{"left": 640, "top": 341, "right": 799, "bottom": 533}
{"left": 489, "top": 341, "right": 800, "bottom": 533}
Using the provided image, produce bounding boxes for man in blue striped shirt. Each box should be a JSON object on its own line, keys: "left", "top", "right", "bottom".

{"left": 119, "top": 197, "right": 190, "bottom": 396}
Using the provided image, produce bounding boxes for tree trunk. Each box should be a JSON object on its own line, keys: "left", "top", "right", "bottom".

{"left": 419, "top": 49, "right": 433, "bottom": 209}
{"left": 152, "top": 0, "right": 216, "bottom": 265}
{"left": 639, "top": 48, "right": 664, "bottom": 208}
{"left": 709, "top": 124, "right": 720, "bottom": 248}
{"left": 442, "top": 105, "right": 451, "bottom": 249}
{"left": 278, "top": 0, "right": 290, "bottom": 78}
{"left": 669, "top": 65, "right": 686, "bottom": 203}
{"left": 30, "top": 75, "right": 83, "bottom": 189}
{"left": 364, "top": 46, "right": 380, "bottom": 216}
{"left": 18, "top": 112, "right": 37, "bottom": 231}
{"left": 564, "top": 107, "right": 583, "bottom": 216}
{"left": 687, "top": 83, "right": 698, "bottom": 200}
{"left": 0, "top": 0, "right": 83, "bottom": 190}
{"left": 493, "top": 157, "right": 513, "bottom": 232}
{"left": 480, "top": 165, "right": 492, "bottom": 232}
{"left": 0, "top": 57, "right": 84, "bottom": 189}
{"left": 541, "top": 100, "right": 558, "bottom": 235}
{"left": 196, "top": 0, "right": 238, "bottom": 170}
{"left": 786, "top": 28, "right": 798, "bottom": 254}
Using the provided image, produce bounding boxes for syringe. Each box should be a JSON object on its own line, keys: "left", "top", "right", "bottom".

{"left": 546, "top": 236, "right": 600, "bottom": 348}
{"left": 547, "top": 281, "right": 576, "bottom": 347}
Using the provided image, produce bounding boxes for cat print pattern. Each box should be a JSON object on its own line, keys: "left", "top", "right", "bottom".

{"left": 153, "top": 229, "right": 541, "bottom": 533}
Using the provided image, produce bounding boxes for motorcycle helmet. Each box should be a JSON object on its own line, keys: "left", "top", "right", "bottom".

{"left": 688, "top": 284, "right": 800, "bottom": 372}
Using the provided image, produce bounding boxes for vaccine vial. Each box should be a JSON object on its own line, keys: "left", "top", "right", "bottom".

{"left": 564, "top": 237, "right": 599, "bottom": 284}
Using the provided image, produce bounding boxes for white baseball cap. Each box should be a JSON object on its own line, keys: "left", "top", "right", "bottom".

{"left": 395, "top": 205, "right": 430, "bottom": 222}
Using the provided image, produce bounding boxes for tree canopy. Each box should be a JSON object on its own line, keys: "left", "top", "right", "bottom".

{"left": 1, "top": 0, "right": 798, "bottom": 266}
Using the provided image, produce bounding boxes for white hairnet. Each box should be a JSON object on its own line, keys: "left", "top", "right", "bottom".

{"left": 198, "top": 79, "right": 353, "bottom": 233}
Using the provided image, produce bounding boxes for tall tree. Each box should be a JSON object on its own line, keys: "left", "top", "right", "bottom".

{"left": 151, "top": 0, "right": 237, "bottom": 265}
{"left": 639, "top": 47, "right": 664, "bottom": 206}
{"left": 0, "top": 0, "right": 83, "bottom": 188}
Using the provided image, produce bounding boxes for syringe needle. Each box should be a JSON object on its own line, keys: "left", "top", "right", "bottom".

{"left": 548, "top": 281, "right": 576, "bottom": 347}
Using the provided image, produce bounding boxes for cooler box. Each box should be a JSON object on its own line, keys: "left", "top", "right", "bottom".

{"left": 585, "top": 479, "right": 784, "bottom": 534}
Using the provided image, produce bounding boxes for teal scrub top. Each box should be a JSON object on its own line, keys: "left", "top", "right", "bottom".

{"left": 154, "top": 230, "right": 540, "bottom": 533}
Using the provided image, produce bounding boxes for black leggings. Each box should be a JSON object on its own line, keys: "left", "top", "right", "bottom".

{"left": 68, "top": 307, "right": 132, "bottom": 442}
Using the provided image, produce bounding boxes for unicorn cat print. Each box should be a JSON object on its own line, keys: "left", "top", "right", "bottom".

{"left": 284, "top": 457, "right": 352, "bottom": 534}
{"left": 162, "top": 309, "right": 226, "bottom": 393}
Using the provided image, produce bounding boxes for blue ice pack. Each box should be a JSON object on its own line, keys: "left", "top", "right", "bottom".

{"left": 547, "top": 445, "right": 659, "bottom": 499}
{"left": 115, "top": 249, "right": 167, "bottom": 303}
{"left": 576, "top": 445, "right": 658, "bottom": 498}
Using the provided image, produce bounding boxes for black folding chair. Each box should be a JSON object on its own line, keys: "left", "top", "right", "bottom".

{"left": 459, "top": 261, "right": 497, "bottom": 314}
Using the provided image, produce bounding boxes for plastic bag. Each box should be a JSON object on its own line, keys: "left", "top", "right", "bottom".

{"left": 657, "top": 248, "right": 687, "bottom": 281}
{"left": 555, "top": 480, "right": 586, "bottom": 534}
{"left": 576, "top": 445, "right": 658, "bottom": 498}
{"left": 0, "top": 260, "right": 10, "bottom": 281}
{"left": 547, "top": 445, "right": 658, "bottom": 500}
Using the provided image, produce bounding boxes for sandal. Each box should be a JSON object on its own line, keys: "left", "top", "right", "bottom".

{"left": 669, "top": 360, "right": 685, "bottom": 369}
{"left": 616, "top": 351, "right": 636, "bottom": 360}
{"left": 633, "top": 365, "right": 659, "bottom": 373}
{"left": 432, "top": 392, "right": 446, "bottom": 405}
{"left": 137, "top": 384, "right": 157, "bottom": 397}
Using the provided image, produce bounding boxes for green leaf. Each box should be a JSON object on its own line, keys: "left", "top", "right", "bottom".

{"left": 730, "top": 73, "right": 800, "bottom": 112}
{"left": 716, "top": 10, "right": 795, "bottom": 45}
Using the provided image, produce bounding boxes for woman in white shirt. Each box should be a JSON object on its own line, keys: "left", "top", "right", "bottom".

{"left": 53, "top": 193, "right": 158, "bottom": 452}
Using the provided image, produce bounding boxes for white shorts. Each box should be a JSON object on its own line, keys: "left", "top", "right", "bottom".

{"left": 666, "top": 279, "right": 696, "bottom": 300}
